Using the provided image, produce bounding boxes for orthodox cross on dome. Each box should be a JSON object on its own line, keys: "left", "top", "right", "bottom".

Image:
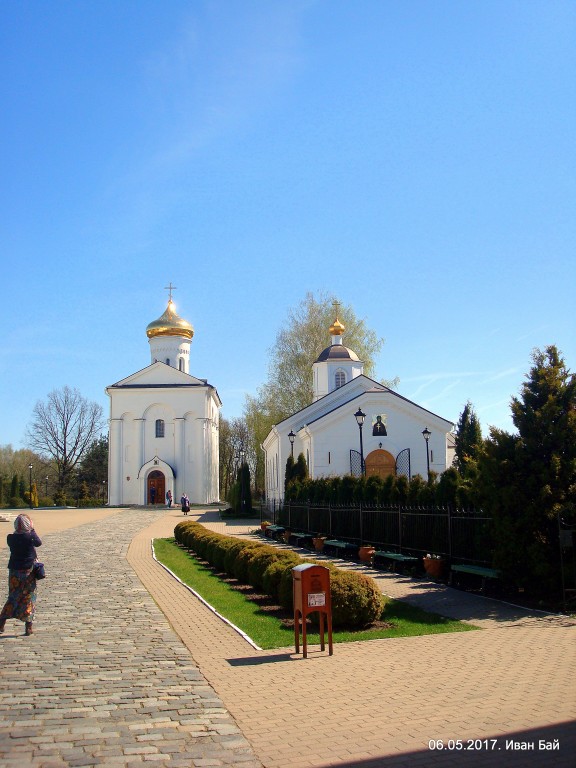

{"left": 332, "top": 299, "right": 340, "bottom": 317}
{"left": 164, "top": 282, "right": 177, "bottom": 302}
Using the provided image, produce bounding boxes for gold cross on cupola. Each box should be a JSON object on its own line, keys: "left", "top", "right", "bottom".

{"left": 164, "top": 282, "right": 177, "bottom": 302}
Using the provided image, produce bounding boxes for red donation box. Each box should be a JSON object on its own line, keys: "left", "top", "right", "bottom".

{"left": 292, "top": 563, "right": 333, "bottom": 658}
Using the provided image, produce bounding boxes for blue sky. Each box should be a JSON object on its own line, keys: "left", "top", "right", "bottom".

{"left": 1, "top": 0, "right": 574, "bottom": 449}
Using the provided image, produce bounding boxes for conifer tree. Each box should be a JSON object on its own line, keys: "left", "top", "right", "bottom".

{"left": 480, "top": 346, "right": 576, "bottom": 596}
{"left": 284, "top": 455, "right": 295, "bottom": 493}
{"left": 454, "top": 401, "right": 483, "bottom": 475}
{"left": 239, "top": 462, "right": 252, "bottom": 514}
{"left": 293, "top": 453, "right": 308, "bottom": 483}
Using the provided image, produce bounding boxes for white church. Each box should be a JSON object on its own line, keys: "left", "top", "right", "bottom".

{"left": 262, "top": 314, "right": 455, "bottom": 504}
{"left": 106, "top": 290, "right": 220, "bottom": 506}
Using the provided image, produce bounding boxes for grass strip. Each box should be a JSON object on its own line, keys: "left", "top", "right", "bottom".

{"left": 153, "top": 538, "right": 477, "bottom": 649}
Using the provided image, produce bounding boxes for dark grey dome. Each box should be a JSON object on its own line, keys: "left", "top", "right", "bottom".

{"left": 314, "top": 344, "right": 360, "bottom": 363}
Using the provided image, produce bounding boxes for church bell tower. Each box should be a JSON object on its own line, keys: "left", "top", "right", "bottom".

{"left": 145, "top": 284, "right": 194, "bottom": 374}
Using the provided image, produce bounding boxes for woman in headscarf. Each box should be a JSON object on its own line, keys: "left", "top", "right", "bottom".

{"left": 0, "top": 514, "right": 42, "bottom": 636}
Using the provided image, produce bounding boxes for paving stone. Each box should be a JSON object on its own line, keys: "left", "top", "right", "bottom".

{"left": 0, "top": 508, "right": 262, "bottom": 768}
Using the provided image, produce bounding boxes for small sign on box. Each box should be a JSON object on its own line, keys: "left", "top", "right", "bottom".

{"left": 308, "top": 592, "right": 326, "bottom": 607}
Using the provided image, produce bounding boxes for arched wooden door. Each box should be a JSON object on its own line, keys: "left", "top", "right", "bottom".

{"left": 365, "top": 449, "right": 396, "bottom": 479}
{"left": 147, "top": 470, "right": 165, "bottom": 505}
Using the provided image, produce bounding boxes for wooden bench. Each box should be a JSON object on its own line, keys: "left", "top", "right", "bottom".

{"left": 450, "top": 564, "right": 501, "bottom": 593}
{"left": 323, "top": 540, "right": 358, "bottom": 559}
{"left": 373, "top": 551, "right": 419, "bottom": 573}
{"left": 289, "top": 532, "right": 314, "bottom": 549}
{"left": 264, "top": 525, "right": 285, "bottom": 540}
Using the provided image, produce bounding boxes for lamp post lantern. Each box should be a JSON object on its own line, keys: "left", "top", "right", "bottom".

{"left": 354, "top": 408, "right": 366, "bottom": 476}
{"left": 28, "top": 464, "right": 33, "bottom": 510}
{"left": 422, "top": 427, "right": 431, "bottom": 477}
{"left": 288, "top": 430, "right": 295, "bottom": 458}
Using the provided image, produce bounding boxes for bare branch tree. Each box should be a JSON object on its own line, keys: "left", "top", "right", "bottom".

{"left": 219, "top": 416, "right": 253, "bottom": 499}
{"left": 26, "top": 387, "right": 105, "bottom": 494}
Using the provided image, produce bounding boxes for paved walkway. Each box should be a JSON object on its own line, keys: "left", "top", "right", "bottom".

{"left": 0, "top": 508, "right": 261, "bottom": 768}
{"left": 1, "top": 506, "right": 575, "bottom": 768}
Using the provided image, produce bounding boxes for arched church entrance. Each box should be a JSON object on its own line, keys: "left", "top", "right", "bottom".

{"left": 147, "top": 470, "right": 165, "bottom": 505}
{"left": 365, "top": 449, "right": 396, "bottom": 479}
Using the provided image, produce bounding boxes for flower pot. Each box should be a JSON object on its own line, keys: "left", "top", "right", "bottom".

{"left": 313, "top": 537, "right": 326, "bottom": 552}
{"left": 260, "top": 522, "right": 270, "bottom": 531}
{"left": 423, "top": 557, "right": 446, "bottom": 579}
{"left": 359, "top": 546, "right": 375, "bottom": 563}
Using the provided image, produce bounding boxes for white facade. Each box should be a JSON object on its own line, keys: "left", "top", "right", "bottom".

{"left": 263, "top": 320, "right": 455, "bottom": 504}
{"left": 105, "top": 299, "right": 221, "bottom": 506}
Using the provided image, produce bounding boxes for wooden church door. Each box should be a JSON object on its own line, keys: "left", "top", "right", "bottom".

{"left": 365, "top": 449, "right": 396, "bottom": 479}
{"left": 147, "top": 470, "right": 165, "bottom": 504}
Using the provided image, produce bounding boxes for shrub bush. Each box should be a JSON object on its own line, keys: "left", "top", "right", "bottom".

{"left": 262, "top": 553, "right": 300, "bottom": 602}
{"left": 233, "top": 543, "right": 263, "bottom": 583}
{"left": 330, "top": 570, "right": 384, "bottom": 627}
{"left": 247, "top": 547, "right": 286, "bottom": 591}
{"left": 223, "top": 538, "right": 251, "bottom": 576}
{"left": 173, "top": 521, "right": 385, "bottom": 629}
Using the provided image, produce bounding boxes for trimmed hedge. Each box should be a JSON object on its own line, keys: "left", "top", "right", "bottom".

{"left": 173, "top": 521, "right": 384, "bottom": 629}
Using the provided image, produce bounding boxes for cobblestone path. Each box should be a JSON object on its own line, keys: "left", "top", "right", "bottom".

{"left": 0, "top": 508, "right": 261, "bottom": 768}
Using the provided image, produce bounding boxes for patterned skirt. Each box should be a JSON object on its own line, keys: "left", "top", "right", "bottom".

{"left": 0, "top": 568, "right": 37, "bottom": 623}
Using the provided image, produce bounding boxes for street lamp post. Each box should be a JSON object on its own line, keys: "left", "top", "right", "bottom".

{"left": 28, "top": 464, "right": 33, "bottom": 510}
{"left": 102, "top": 480, "right": 107, "bottom": 504}
{"left": 422, "top": 427, "right": 431, "bottom": 477}
{"left": 354, "top": 408, "right": 366, "bottom": 476}
{"left": 288, "top": 430, "right": 295, "bottom": 458}
{"left": 45, "top": 476, "right": 49, "bottom": 498}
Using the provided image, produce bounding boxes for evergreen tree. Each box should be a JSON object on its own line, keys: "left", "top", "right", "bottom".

{"left": 79, "top": 434, "right": 108, "bottom": 497}
{"left": 239, "top": 462, "right": 253, "bottom": 514}
{"left": 480, "top": 346, "right": 576, "bottom": 596}
{"left": 10, "top": 474, "right": 18, "bottom": 499}
{"left": 454, "top": 401, "right": 483, "bottom": 475}
{"left": 284, "top": 455, "right": 295, "bottom": 493}
{"left": 293, "top": 453, "right": 308, "bottom": 483}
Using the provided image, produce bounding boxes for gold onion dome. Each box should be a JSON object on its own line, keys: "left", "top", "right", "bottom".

{"left": 146, "top": 301, "right": 194, "bottom": 340}
{"left": 329, "top": 316, "right": 345, "bottom": 336}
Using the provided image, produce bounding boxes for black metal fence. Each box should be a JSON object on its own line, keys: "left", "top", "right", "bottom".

{"left": 264, "top": 500, "right": 494, "bottom": 566}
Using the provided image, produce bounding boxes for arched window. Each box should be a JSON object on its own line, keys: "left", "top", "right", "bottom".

{"left": 155, "top": 419, "right": 165, "bottom": 438}
{"left": 165, "top": 358, "right": 171, "bottom": 366}
{"left": 335, "top": 370, "right": 346, "bottom": 388}
{"left": 178, "top": 357, "right": 184, "bottom": 371}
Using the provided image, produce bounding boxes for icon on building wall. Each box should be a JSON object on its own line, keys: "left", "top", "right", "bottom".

{"left": 372, "top": 414, "right": 387, "bottom": 436}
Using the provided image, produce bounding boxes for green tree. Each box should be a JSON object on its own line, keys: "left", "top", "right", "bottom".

{"left": 26, "top": 386, "right": 105, "bottom": 495}
{"left": 79, "top": 434, "right": 108, "bottom": 497}
{"left": 227, "top": 462, "right": 253, "bottom": 514}
{"left": 239, "top": 462, "right": 253, "bottom": 514}
{"left": 284, "top": 455, "right": 295, "bottom": 493}
{"left": 293, "top": 453, "right": 308, "bottom": 483}
{"left": 480, "top": 346, "right": 576, "bottom": 596}
{"left": 454, "top": 401, "right": 483, "bottom": 476}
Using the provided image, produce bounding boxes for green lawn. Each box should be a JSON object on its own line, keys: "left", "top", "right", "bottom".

{"left": 153, "top": 538, "right": 477, "bottom": 649}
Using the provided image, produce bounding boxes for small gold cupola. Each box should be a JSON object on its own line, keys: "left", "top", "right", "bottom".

{"left": 329, "top": 316, "right": 345, "bottom": 336}
{"left": 146, "top": 300, "right": 194, "bottom": 340}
